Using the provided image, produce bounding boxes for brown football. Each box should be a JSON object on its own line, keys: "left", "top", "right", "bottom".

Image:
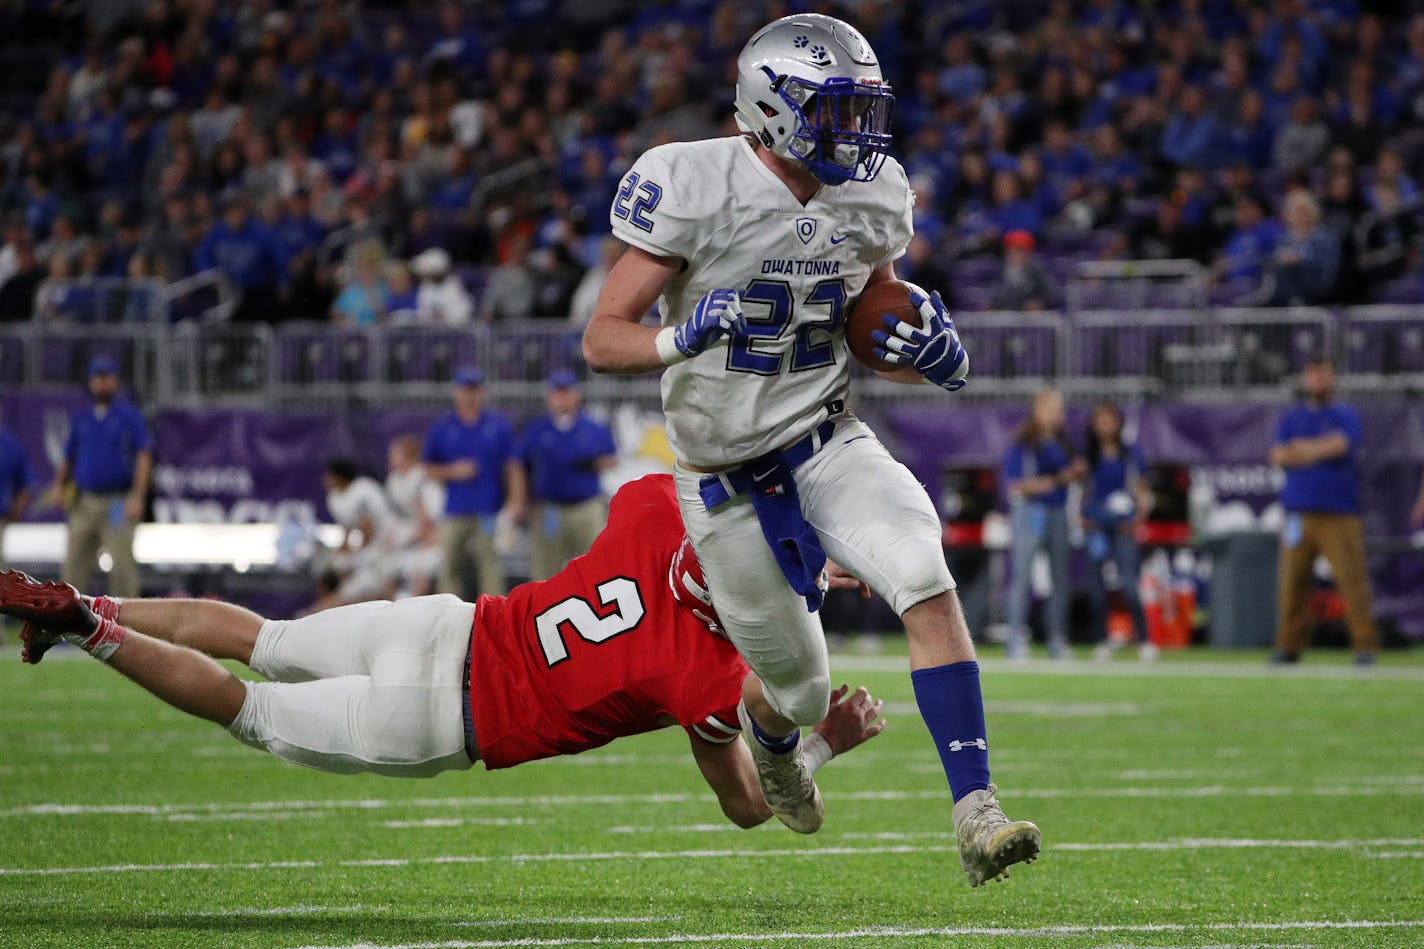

{"left": 846, "top": 279, "right": 924, "bottom": 373}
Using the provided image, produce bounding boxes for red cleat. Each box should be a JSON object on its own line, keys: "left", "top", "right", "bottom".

{"left": 0, "top": 570, "right": 98, "bottom": 664}
{"left": 19, "top": 621, "right": 66, "bottom": 665}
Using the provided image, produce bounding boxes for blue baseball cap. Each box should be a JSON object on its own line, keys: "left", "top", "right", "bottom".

{"left": 453, "top": 366, "right": 484, "bottom": 387}
{"left": 87, "top": 355, "right": 119, "bottom": 376}
{"left": 546, "top": 369, "right": 579, "bottom": 390}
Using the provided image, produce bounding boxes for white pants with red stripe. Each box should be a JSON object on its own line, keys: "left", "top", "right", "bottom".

{"left": 227, "top": 595, "right": 476, "bottom": 777}
{"left": 674, "top": 416, "right": 954, "bottom": 727}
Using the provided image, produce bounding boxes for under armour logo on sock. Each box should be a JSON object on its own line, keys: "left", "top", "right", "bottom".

{"left": 947, "top": 738, "right": 987, "bottom": 752}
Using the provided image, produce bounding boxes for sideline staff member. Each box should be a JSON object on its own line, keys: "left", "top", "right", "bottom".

{"left": 518, "top": 370, "right": 618, "bottom": 580}
{"left": 1269, "top": 356, "right": 1376, "bottom": 665}
{"left": 52, "top": 356, "right": 151, "bottom": 597}
{"left": 0, "top": 414, "right": 36, "bottom": 570}
{"left": 421, "top": 367, "right": 526, "bottom": 598}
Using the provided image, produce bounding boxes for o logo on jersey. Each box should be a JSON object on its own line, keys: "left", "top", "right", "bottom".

{"left": 795, "top": 217, "right": 818, "bottom": 245}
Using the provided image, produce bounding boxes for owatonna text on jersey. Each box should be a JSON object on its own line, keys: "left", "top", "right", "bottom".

{"left": 609, "top": 135, "right": 911, "bottom": 469}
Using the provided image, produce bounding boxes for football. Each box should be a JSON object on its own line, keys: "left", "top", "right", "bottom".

{"left": 845, "top": 279, "right": 926, "bottom": 373}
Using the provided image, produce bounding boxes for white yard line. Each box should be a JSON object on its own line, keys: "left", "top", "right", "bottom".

{"left": 3, "top": 837, "right": 1419, "bottom": 878}
{"left": 5, "top": 780, "right": 1423, "bottom": 822}
{"left": 831, "top": 654, "right": 1424, "bottom": 681}
{"left": 186, "top": 906, "right": 369, "bottom": 918}
{"left": 284, "top": 920, "right": 1424, "bottom": 949}
{"left": 453, "top": 918, "right": 680, "bottom": 928}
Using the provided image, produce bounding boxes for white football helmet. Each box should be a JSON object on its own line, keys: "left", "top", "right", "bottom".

{"left": 734, "top": 13, "right": 895, "bottom": 185}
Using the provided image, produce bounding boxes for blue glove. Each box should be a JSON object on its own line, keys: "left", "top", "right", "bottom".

{"left": 870, "top": 289, "right": 969, "bottom": 391}
{"left": 673, "top": 288, "right": 746, "bottom": 358}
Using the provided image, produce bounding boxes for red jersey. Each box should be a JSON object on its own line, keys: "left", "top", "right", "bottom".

{"left": 469, "top": 475, "right": 748, "bottom": 769}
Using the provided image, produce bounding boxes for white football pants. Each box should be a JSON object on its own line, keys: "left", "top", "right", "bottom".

{"left": 227, "top": 595, "right": 476, "bottom": 777}
{"left": 674, "top": 416, "right": 954, "bottom": 727}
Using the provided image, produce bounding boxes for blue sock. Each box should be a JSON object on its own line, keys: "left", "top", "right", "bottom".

{"left": 911, "top": 661, "right": 991, "bottom": 803}
{"left": 745, "top": 708, "right": 800, "bottom": 755}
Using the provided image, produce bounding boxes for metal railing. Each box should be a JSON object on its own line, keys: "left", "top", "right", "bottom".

{"left": 3, "top": 307, "right": 1420, "bottom": 408}
{"left": 32, "top": 277, "right": 168, "bottom": 324}
{"left": 162, "top": 268, "right": 238, "bottom": 323}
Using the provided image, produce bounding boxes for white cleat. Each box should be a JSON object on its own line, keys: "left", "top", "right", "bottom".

{"left": 952, "top": 783, "right": 1041, "bottom": 887}
{"left": 1138, "top": 642, "right": 1160, "bottom": 662}
{"left": 737, "top": 701, "right": 823, "bottom": 834}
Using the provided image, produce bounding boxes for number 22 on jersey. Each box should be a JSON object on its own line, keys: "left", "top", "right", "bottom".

{"left": 729, "top": 278, "right": 847, "bottom": 376}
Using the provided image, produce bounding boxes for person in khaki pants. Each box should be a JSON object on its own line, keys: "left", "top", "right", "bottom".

{"left": 0, "top": 419, "right": 36, "bottom": 572}
{"left": 1268, "top": 357, "right": 1377, "bottom": 665}
{"left": 49, "top": 357, "right": 151, "bottom": 599}
{"left": 421, "top": 367, "right": 526, "bottom": 599}
{"left": 516, "top": 370, "right": 618, "bottom": 580}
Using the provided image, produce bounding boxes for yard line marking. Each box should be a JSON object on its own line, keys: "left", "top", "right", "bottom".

{"left": 4, "top": 837, "right": 1420, "bottom": 877}
{"left": 6, "top": 780, "right": 1424, "bottom": 821}
{"left": 186, "top": 905, "right": 368, "bottom": 918}
{"left": 833, "top": 654, "right": 1424, "bottom": 681}
{"left": 1367, "top": 851, "right": 1424, "bottom": 858}
{"left": 382, "top": 818, "right": 539, "bottom": 829}
{"left": 165, "top": 810, "right": 330, "bottom": 823}
{"left": 453, "top": 917, "right": 680, "bottom": 927}
{"left": 285, "top": 919, "right": 1424, "bottom": 949}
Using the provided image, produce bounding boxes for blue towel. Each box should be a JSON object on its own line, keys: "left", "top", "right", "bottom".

{"left": 701, "top": 456, "right": 827, "bottom": 612}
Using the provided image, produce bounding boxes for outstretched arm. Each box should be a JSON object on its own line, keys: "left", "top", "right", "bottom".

{"left": 689, "top": 684, "right": 886, "bottom": 829}
{"left": 582, "top": 246, "right": 683, "bottom": 373}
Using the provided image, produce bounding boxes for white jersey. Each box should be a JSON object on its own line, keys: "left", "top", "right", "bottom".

{"left": 326, "top": 476, "right": 392, "bottom": 538}
{"left": 610, "top": 136, "right": 913, "bottom": 468}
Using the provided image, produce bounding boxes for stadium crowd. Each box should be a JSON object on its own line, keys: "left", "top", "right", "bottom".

{"left": 0, "top": 0, "right": 1421, "bottom": 326}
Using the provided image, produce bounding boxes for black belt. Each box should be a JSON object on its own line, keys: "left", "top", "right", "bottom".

{"left": 698, "top": 416, "right": 839, "bottom": 509}
{"left": 462, "top": 638, "right": 477, "bottom": 761}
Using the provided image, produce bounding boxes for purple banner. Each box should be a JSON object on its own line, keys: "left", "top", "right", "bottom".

{"left": 6, "top": 389, "right": 1421, "bottom": 633}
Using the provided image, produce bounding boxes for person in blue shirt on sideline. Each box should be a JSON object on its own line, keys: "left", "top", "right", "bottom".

{"left": 1268, "top": 357, "right": 1376, "bottom": 666}
{"left": 0, "top": 412, "right": 36, "bottom": 572}
{"left": 48, "top": 357, "right": 151, "bottom": 598}
{"left": 421, "top": 367, "right": 527, "bottom": 599}
{"left": 516, "top": 370, "right": 618, "bottom": 580}
{"left": 1081, "top": 403, "right": 1156, "bottom": 663}
{"left": 1003, "top": 388, "right": 1084, "bottom": 660}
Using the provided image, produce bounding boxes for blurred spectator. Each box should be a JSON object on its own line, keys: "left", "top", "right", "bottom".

{"left": 1003, "top": 388, "right": 1082, "bottom": 660}
{"left": 1355, "top": 179, "right": 1420, "bottom": 290}
{"left": 194, "top": 198, "right": 284, "bottom": 322}
{"left": 385, "top": 263, "right": 419, "bottom": 321}
{"left": 0, "top": 244, "right": 43, "bottom": 321}
{"left": 1215, "top": 194, "right": 1284, "bottom": 286}
{"left": 517, "top": 370, "right": 617, "bottom": 581}
{"left": 421, "top": 368, "right": 526, "bottom": 599}
{"left": 1161, "top": 86, "right": 1219, "bottom": 169}
{"left": 0, "top": 216, "right": 28, "bottom": 287}
{"left": 0, "top": 416, "right": 36, "bottom": 571}
{"left": 331, "top": 240, "right": 389, "bottom": 326}
{"left": 991, "top": 231, "right": 1057, "bottom": 311}
{"left": 569, "top": 235, "right": 621, "bottom": 326}
{"left": 1369, "top": 145, "right": 1418, "bottom": 209}
{"left": 50, "top": 357, "right": 150, "bottom": 599}
{"left": 34, "top": 255, "right": 91, "bottom": 322}
{"left": 1269, "top": 358, "right": 1376, "bottom": 666}
{"left": 1265, "top": 190, "right": 1339, "bottom": 305}
{"left": 1082, "top": 403, "right": 1154, "bottom": 663}
{"left": 383, "top": 434, "right": 443, "bottom": 599}
{"left": 1131, "top": 195, "right": 1211, "bottom": 263}
{"left": 1272, "top": 97, "right": 1331, "bottom": 174}
{"left": 899, "top": 235, "right": 954, "bottom": 307}
{"left": 411, "top": 247, "right": 474, "bottom": 325}
{"left": 312, "top": 457, "right": 395, "bottom": 612}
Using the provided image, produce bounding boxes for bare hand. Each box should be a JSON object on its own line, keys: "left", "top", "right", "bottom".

{"left": 812, "top": 684, "right": 886, "bottom": 756}
{"left": 824, "top": 560, "right": 871, "bottom": 599}
{"left": 449, "top": 459, "right": 477, "bottom": 480}
{"left": 124, "top": 495, "right": 144, "bottom": 522}
{"left": 1411, "top": 498, "right": 1424, "bottom": 529}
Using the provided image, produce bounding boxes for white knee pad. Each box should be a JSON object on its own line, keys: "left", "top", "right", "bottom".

{"left": 765, "top": 672, "right": 832, "bottom": 728}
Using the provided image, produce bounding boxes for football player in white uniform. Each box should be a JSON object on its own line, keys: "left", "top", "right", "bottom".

{"left": 583, "top": 14, "right": 1040, "bottom": 886}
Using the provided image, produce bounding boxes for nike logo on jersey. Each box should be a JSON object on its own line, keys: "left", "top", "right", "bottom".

{"left": 829, "top": 233, "right": 849, "bottom": 245}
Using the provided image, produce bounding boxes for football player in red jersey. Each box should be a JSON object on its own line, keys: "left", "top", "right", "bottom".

{"left": 1, "top": 475, "right": 884, "bottom": 829}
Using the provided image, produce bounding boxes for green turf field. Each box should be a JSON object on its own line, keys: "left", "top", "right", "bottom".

{"left": 2, "top": 642, "right": 1421, "bottom": 948}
